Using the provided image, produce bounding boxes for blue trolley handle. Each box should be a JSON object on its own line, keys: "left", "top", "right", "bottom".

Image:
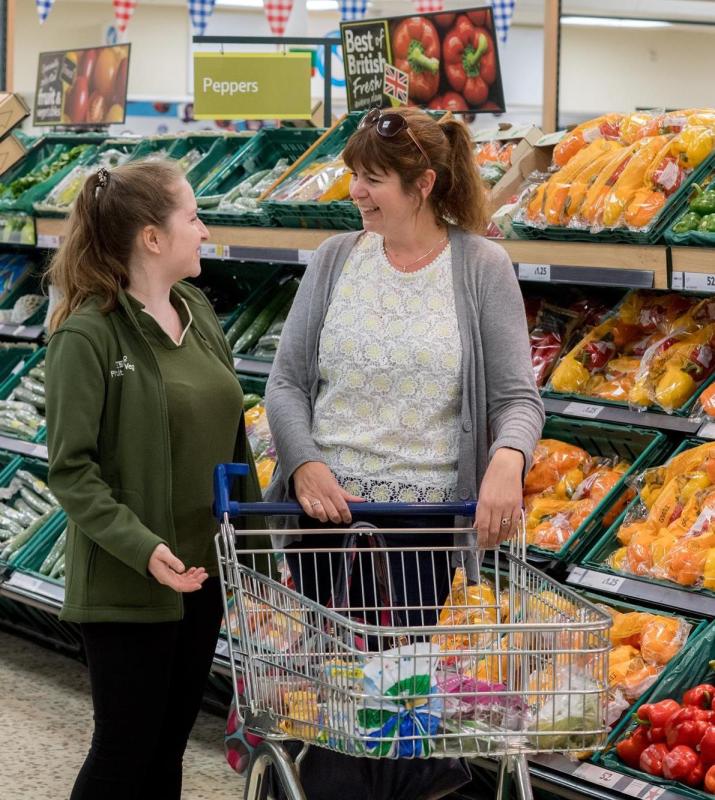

{"left": 213, "top": 463, "right": 478, "bottom": 520}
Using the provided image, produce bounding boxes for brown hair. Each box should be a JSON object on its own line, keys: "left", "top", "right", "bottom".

{"left": 342, "top": 108, "right": 488, "bottom": 233}
{"left": 46, "top": 159, "right": 184, "bottom": 332}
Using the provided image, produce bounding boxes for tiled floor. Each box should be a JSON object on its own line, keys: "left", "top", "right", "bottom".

{"left": 0, "top": 629, "right": 245, "bottom": 799}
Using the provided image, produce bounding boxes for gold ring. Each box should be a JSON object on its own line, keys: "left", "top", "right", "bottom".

{"left": 310, "top": 500, "right": 322, "bottom": 507}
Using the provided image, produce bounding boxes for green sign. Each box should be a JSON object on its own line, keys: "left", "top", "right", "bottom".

{"left": 193, "top": 53, "right": 312, "bottom": 120}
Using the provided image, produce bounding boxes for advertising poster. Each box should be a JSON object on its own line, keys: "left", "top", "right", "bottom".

{"left": 340, "top": 7, "right": 505, "bottom": 115}
{"left": 34, "top": 44, "right": 131, "bottom": 127}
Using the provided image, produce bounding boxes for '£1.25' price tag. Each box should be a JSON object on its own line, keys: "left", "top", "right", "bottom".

{"left": 518, "top": 263, "right": 551, "bottom": 282}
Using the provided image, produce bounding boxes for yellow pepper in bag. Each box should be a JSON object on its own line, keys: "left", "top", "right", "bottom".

{"left": 670, "top": 126, "right": 715, "bottom": 169}
{"left": 549, "top": 356, "right": 590, "bottom": 394}
{"left": 703, "top": 549, "right": 715, "bottom": 590}
{"left": 654, "top": 367, "right": 696, "bottom": 412}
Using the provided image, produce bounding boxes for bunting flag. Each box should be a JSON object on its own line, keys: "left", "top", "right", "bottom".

{"left": 188, "top": 0, "right": 217, "bottom": 35}
{"left": 35, "top": 0, "right": 56, "bottom": 24}
{"left": 491, "top": 0, "right": 517, "bottom": 43}
{"left": 113, "top": 0, "right": 137, "bottom": 33}
{"left": 413, "top": 0, "right": 444, "bottom": 12}
{"left": 263, "top": 0, "right": 294, "bottom": 36}
{"left": 339, "top": 0, "right": 369, "bottom": 21}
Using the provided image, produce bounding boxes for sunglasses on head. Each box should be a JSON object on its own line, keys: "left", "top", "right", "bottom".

{"left": 359, "top": 108, "right": 431, "bottom": 167}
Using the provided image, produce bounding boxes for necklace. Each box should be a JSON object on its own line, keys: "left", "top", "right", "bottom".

{"left": 383, "top": 235, "right": 448, "bottom": 272}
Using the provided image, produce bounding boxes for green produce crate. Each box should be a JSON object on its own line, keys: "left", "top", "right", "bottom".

{"left": 166, "top": 133, "right": 224, "bottom": 181}
{"left": 185, "top": 133, "right": 252, "bottom": 194}
{"left": 221, "top": 270, "right": 281, "bottom": 337}
{"left": 576, "top": 590, "right": 706, "bottom": 762}
{"left": 0, "top": 347, "right": 46, "bottom": 442}
{"left": 9, "top": 510, "right": 65, "bottom": 570}
{"left": 0, "top": 134, "right": 104, "bottom": 213}
{"left": 237, "top": 373, "right": 268, "bottom": 397}
{"left": 33, "top": 138, "right": 139, "bottom": 218}
{"left": 524, "top": 415, "right": 669, "bottom": 562}
{"left": 0, "top": 345, "right": 37, "bottom": 388}
{"left": 197, "top": 128, "right": 323, "bottom": 226}
{"left": 601, "top": 621, "right": 715, "bottom": 800}
{"left": 0, "top": 214, "right": 36, "bottom": 245}
{"left": 513, "top": 150, "right": 715, "bottom": 245}
{"left": 261, "top": 114, "right": 362, "bottom": 230}
{"left": 0, "top": 456, "right": 62, "bottom": 568}
{"left": 666, "top": 174, "right": 715, "bottom": 246}
{"left": 580, "top": 436, "right": 715, "bottom": 598}
{"left": 126, "top": 135, "right": 178, "bottom": 163}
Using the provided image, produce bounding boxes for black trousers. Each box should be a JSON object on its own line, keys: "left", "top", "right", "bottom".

{"left": 70, "top": 577, "right": 224, "bottom": 800}
{"left": 286, "top": 515, "right": 455, "bottom": 631}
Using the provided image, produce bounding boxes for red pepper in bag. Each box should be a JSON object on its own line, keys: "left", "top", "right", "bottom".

{"left": 639, "top": 743, "right": 669, "bottom": 776}
{"left": 700, "top": 726, "right": 715, "bottom": 767}
{"left": 579, "top": 340, "right": 617, "bottom": 372}
{"left": 391, "top": 17, "right": 441, "bottom": 103}
{"left": 443, "top": 15, "right": 497, "bottom": 107}
{"left": 616, "top": 726, "right": 651, "bottom": 768}
{"left": 663, "top": 745, "right": 705, "bottom": 787}
{"left": 636, "top": 699, "right": 681, "bottom": 729}
{"left": 683, "top": 683, "right": 715, "bottom": 709}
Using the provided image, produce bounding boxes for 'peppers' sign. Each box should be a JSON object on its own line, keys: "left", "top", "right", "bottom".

{"left": 340, "top": 5, "right": 505, "bottom": 114}
{"left": 193, "top": 53, "right": 312, "bottom": 120}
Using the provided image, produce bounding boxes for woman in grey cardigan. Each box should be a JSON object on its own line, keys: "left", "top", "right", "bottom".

{"left": 265, "top": 107, "right": 544, "bottom": 604}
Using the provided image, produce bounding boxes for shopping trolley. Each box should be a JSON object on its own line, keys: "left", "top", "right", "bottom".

{"left": 214, "top": 463, "right": 613, "bottom": 800}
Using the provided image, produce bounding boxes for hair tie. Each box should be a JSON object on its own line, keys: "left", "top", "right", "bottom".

{"left": 95, "top": 168, "right": 110, "bottom": 198}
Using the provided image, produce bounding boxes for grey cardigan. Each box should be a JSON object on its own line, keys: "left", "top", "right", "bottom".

{"left": 264, "top": 226, "right": 545, "bottom": 564}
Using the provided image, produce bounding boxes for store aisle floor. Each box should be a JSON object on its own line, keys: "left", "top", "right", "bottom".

{"left": 0, "top": 629, "right": 245, "bottom": 799}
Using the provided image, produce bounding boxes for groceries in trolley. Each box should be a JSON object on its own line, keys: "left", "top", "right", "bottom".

{"left": 220, "top": 554, "right": 611, "bottom": 758}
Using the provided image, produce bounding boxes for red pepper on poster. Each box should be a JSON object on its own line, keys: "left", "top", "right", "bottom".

{"left": 428, "top": 92, "right": 469, "bottom": 112}
{"left": 443, "top": 15, "right": 497, "bottom": 107}
{"left": 391, "top": 17, "right": 441, "bottom": 103}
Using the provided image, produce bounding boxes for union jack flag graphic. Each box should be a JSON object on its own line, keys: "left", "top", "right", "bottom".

{"left": 383, "top": 63, "right": 409, "bottom": 105}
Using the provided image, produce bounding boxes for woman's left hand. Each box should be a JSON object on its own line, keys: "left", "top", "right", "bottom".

{"left": 475, "top": 447, "right": 524, "bottom": 548}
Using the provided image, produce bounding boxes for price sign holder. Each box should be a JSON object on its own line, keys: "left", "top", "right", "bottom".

{"left": 518, "top": 263, "right": 551, "bottom": 282}
{"left": 672, "top": 271, "right": 715, "bottom": 293}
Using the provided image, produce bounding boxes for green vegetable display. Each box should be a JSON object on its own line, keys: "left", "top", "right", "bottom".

{"left": 699, "top": 213, "right": 715, "bottom": 232}
{"left": 233, "top": 278, "right": 299, "bottom": 356}
{"left": 672, "top": 211, "right": 702, "bottom": 234}
{"left": 690, "top": 185, "right": 715, "bottom": 216}
{"left": 2, "top": 145, "right": 89, "bottom": 200}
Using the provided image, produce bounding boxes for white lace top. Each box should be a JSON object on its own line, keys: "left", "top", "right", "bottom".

{"left": 311, "top": 232, "right": 462, "bottom": 503}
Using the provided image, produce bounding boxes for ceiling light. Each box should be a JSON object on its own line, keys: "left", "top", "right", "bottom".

{"left": 561, "top": 16, "right": 672, "bottom": 28}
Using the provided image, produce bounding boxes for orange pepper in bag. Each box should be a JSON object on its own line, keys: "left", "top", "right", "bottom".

{"left": 641, "top": 617, "right": 688, "bottom": 665}
{"left": 699, "top": 384, "right": 715, "bottom": 417}
{"left": 524, "top": 440, "right": 592, "bottom": 495}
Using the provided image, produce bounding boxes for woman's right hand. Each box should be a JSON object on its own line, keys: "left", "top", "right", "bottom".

{"left": 293, "top": 461, "right": 364, "bottom": 524}
{"left": 148, "top": 543, "right": 208, "bottom": 593}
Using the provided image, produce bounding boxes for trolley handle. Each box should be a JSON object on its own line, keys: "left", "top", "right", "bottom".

{"left": 213, "top": 462, "right": 478, "bottom": 519}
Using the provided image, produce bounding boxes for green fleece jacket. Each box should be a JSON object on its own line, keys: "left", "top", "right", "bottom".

{"left": 45, "top": 281, "right": 262, "bottom": 623}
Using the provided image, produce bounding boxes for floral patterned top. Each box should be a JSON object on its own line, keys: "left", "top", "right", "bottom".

{"left": 311, "top": 232, "right": 462, "bottom": 503}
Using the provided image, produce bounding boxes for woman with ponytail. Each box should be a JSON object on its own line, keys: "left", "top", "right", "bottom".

{"left": 44, "top": 160, "right": 262, "bottom": 799}
{"left": 266, "top": 104, "right": 544, "bottom": 621}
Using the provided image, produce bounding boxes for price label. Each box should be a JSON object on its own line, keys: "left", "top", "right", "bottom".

{"left": 518, "top": 263, "right": 551, "bottom": 282}
{"left": 215, "top": 637, "right": 230, "bottom": 658}
{"left": 298, "top": 249, "right": 314, "bottom": 265}
{"left": 574, "top": 763, "right": 622, "bottom": 789}
{"left": 37, "top": 234, "right": 60, "bottom": 249}
{"left": 30, "top": 444, "right": 48, "bottom": 459}
{"left": 13, "top": 325, "right": 26, "bottom": 337}
{"left": 623, "top": 779, "right": 659, "bottom": 798}
{"left": 671, "top": 271, "right": 684, "bottom": 290}
{"left": 563, "top": 401, "right": 603, "bottom": 419}
{"left": 200, "top": 243, "right": 228, "bottom": 259}
{"left": 572, "top": 569, "right": 625, "bottom": 593}
{"left": 683, "top": 272, "right": 715, "bottom": 293}
{"left": 7, "top": 572, "right": 64, "bottom": 602}
{"left": 699, "top": 421, "right": 715, "bottom": 440}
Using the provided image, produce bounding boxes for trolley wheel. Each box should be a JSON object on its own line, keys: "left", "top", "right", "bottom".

{"left": 244, "top": 741, "right": 306, "bottom": 800}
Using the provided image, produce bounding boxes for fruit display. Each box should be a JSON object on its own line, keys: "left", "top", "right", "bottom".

{"left": 229, "top": 276, "right": 299, "bottom": 358}
{"left": 524, "top": 288, "right": 613, "bottom": 388}
{"left": 61, "top": 45, "right": 129, "bottom": 126}
{"left": 218, "top": 159, "right": 291, "bottom": 213}
{"left": 548, "top": 291, "right": 715, "bottom": 413}
{"left": 33, "top": 145, "right": 133, "bottom": 214}
{"left": 602, "top": 441, "right": 715, "bottom": 590}
{"left": 514, "top": 109, "right": 715, "bottom": 237}
{"left": 0, "top": 467, "right": 61, "bottom": 565}
{"left": 668, "top": 176, "right": 715, "bottom": 245}
{"left": 0, "top": 143, "right": 92, "bottom": 209}
{"left": 245, "top": 404, "right": 275, "bottom": 491}
{"left": 265, "top": 157, "right": 351, "bottom": 203}
{"left": 524, "top": 438, "right": 631, "bottom": 552}
{"left": 0, "top": 357, "right": 46, "bottom": 441}
{"left": 474, "top": 139, "right": 517, "bottom": 187}
{"left": 603, "top": 627, "right": 715, "bottom": 798}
